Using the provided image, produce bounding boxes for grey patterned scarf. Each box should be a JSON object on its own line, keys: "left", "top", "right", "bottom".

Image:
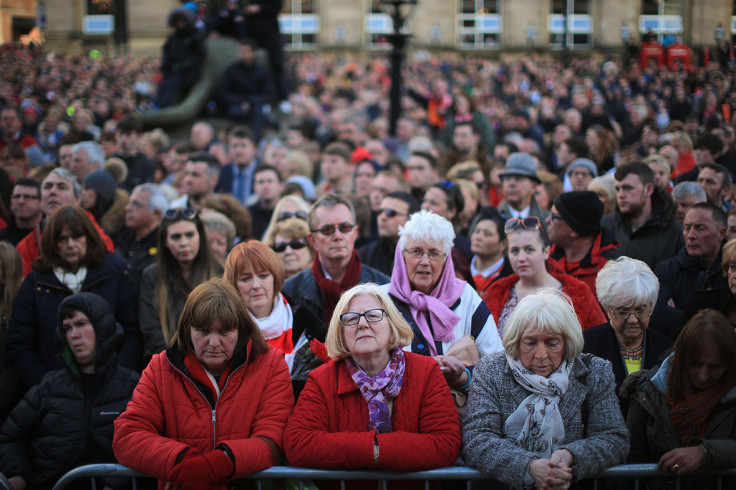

{"left": 503, "top": 354, "right": 571, "bottom": 458}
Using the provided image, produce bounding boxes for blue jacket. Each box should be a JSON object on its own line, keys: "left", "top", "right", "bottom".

{"left": 6, "top": 252, "right": 142, "bottom": 388}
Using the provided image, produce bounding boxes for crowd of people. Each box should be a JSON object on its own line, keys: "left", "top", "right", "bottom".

{"left": 0, "top": 23, "right": 735, "bottom": 489}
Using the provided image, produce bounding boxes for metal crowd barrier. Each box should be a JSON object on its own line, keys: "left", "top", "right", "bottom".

{"left": 51, "top": 464, "right": 736, "bottom": 490}
{"left": 0, "top": 472, "right": 13, "bottom": 490}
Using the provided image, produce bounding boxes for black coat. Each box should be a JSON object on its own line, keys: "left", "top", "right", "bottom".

{"left": 161, "top": 24, "right": 206, "bottom": 89}
{"left": 0, "top": 293, "right": 140, "bottom": 489}
{"left": 583, "top": 322, "right": 673, "bottom": 415}
{"left": 219, "top": 60, "right": 273, "bottom": 109}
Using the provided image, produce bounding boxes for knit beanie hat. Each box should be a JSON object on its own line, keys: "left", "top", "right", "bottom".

{"left": 553, "top": 191, "right": 604, "bottom": 236}
{"left": 566, "top": 158, "right": 599, "bottom": 177}
{"left": 83, "top": 169, "right": 117, "bottom": 205}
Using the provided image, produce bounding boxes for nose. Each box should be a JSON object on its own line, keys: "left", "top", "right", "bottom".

{"left": 207, "top": 334, "right": 221, "bottom": 347}
{"left": 251, "top": 276, "right": 262, "bottom": 288}
{"left": 533, "top": 344, "right": 548, "bottom": 360}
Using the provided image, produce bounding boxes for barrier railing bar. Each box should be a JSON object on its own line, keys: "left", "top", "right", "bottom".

{"left": 51, "top": 464, "right": 736, "bottom": 490}
{"left": 0, "top": 472, "right": 13, "bottom": 490}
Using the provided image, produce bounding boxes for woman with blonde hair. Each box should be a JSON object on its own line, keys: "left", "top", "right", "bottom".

{"left": 588, "top": 174, "right": 617, "bottom": 216}
{"left": 265, "top": 218, "right": 313, "bottom": 279}
{"left": 261, "top": 194, "right": 311, "bottom": 243}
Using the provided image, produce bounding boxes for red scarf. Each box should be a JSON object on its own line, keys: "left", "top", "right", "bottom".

{"left": 312, "top": 249, "right": 362, "bottom": 324}
{"left": 184, "top": 351, "right": 235, "bottom": 401}
{"left": 667, "top": 383, "right": 728, "bottom": 444}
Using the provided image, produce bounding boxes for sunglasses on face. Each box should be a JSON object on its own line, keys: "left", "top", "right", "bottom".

{"left": 380, "top": 208, "right": 407, "bottom": 218}
{"left": 504, "top": 216, "right": 543, "bottom": 234}
{"left": 272, "top": 238, "right": 308, "bottom": 253}
{"left": 311, "top": 223, "right": 356, "bottom": 236}
{"left": 164, "top": 207, "right": 197, "bottom": 221}
{"left": 277, "top": 211, "right": 307, "bottom": 222}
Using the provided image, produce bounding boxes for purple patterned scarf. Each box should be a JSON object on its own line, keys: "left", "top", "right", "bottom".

{"left": 345, "top": 347, "right": 406, "bottom": 433}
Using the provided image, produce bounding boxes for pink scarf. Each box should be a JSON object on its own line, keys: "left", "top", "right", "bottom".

{"left": 389, "top": 242, "right": 466, "bottom": 356}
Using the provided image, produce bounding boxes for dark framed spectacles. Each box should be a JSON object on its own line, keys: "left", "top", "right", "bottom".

{"left": 549, "top": 213, "right": 564, "bottom": 222}
{"left": 404, "top": 248, "right": 445, "bottom": 261}
{"left": 272, "top": 238, "right": 308, "bottom": 253}
{"left": 164, "top": 207, "right": 197, "bottom": 221}
{"left": 504, "top": 216, "right": 543, "bottom": 234}
{"left": 339, "top": 308, "right": 386, "bottom": 326}
{"left": 380, "top": 208, "right": 407, "bottom": 218}
{"left": 311, "top": 222, "right": 356, "bottom": 236}
{"left": 610, "top": 306, "right": 650, "bottom": 319}
{"left": 277, "top": 211, "right": 307, "bottom": 222}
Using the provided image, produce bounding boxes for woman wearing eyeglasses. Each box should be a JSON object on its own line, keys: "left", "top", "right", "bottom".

{"left": 264, "top": 217, "right": 313, "bottom": 279}
{"left": 139, "top": 207, "right": 221, "bottom": 360}
{"left": 482, "top": 216, "right": 605, "bottom": 336}
{"left": 387, "top": 210, "right": 502, "bottom": 392}
{"left": 584, "top": 257, "right": 673, "bottom": 410}
{"left": 284, "top": 283, "right": 461, "bottom": 487}
{"left": 261, "top": 195, "right": 310, "bottom": 242}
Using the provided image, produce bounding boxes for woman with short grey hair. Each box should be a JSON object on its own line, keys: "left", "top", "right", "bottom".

{"left": 584, "top": 257, "right": 673, "bottom": 403}
{"left": 463, "top": 289, "right": 629, "bottom": 489}
{"left": 386, "top": 210, "right": 502, "bottom": 391}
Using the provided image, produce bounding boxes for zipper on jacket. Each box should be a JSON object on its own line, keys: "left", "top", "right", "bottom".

{"left": 211, "top": 409, "right": 217, "bottom": 448}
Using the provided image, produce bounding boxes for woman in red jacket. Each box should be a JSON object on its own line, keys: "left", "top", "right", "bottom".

{"left": 283, "top": 283, "right": 461, "bottom": 488}
{"left": 482, "top": 217, "right": 605, "bottom": 336}
{"left": 113, "top": 278, "right": 294, "bottom": 490}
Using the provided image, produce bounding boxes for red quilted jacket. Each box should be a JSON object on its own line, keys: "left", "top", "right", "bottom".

{"left": 284, "top": 352, "right": 461, "bottom": 489}
{"left": 482, "top": 272, "right": 606, "bottom": 330}
{"left": 113, "top": 345, "right": 294, "bottom": 488}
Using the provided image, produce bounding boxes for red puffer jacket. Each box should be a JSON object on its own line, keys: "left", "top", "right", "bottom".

{"left": 113, "top": 345, "right": 294, "bottom": 488}
{"left": 284, "top": 351, "right": 461, "bottom": 489}
{"left": 482, "top": 272, "right": 606, "bottom": 331}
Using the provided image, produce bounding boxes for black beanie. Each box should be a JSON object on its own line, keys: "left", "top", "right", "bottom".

{"left": 83, "top": 169, "right": 117, "bottom": 206}
{"left": 553, "top": 191, "right": 604, "bottom": 236}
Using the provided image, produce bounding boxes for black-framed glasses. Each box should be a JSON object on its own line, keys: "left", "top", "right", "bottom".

{"left": 272, "top": 238, "right": 308, "bottom": 253}
{"left": 164, "top": 207, "right": 197, "bottom": 221}
{"left": 504, "top": 216, "right": 543, "bottom": 234}
{"left": 610, "top": 306, "right": 650, "bottom": 319}
{"left": 380, "top": 208, "right": 407, "bottom": 218}
{"left": 549, "top": 213, "right": 564, "bottom": 222}
{"left": 277, "top": 211, "right": 307, "bottom": 222}
{"left": 311, "top": 222, "right": 355, "bottom": 236}
{"left": 339, "top": 308, "right": 386, "bottom": 326}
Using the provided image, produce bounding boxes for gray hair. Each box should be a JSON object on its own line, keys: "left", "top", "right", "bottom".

{"left": 72, "top": 141, "right": 105, "bottom": 169}
{"left": 307, "top": 193, "right": 356, "bottom": 231}
{"left": 201, "top": 211, "right": 237, "bottom": 247}
{"left": 672, "top": 181, "right": 707, "bottom": 202}
{"left": 398, "top": 209, "right": 455, "bottom": 256}
{"left": 502, "top": 289, "right": 584, "bottom": 361}
{"left": 133, "top": 183, "right": 170, "bottom": 214}
{"left": 46, "top": 168, "right": 82, "bottom": 197}
{"left": 595, "top": 257, "right": 659, "bottom": 311}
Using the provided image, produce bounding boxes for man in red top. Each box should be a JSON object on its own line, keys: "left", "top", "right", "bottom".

{"left": 0, "top": 107, "right": 43, "bottom": 165}
{"left": 546, "top": 191, "right": 620, "bottom": 297}
{"left": 16, "top": 168, "right": 114, "bottom": 276}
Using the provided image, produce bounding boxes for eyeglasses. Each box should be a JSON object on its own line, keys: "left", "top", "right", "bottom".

{"left": 549, "top": 213, "right": 564, "bottom": 222}
{"left": 311, "top": 222, "right": 356, "bottom": 235}
{"left": 128, "top": 200, "right": 151, "bottom": 210}
{"left": 272, "top": 238, "right": 308, "bottom": 253}
{"left": 404, "top": 248, "right": 445, "bottom": 261}
{"left": 339, "top": 308, "right": 386, "bottom": 326}
{"left": 610, "top": 306, "right": 650, "bottom": 319}
{"left": 164, "top": 207, "right": 197, "bottom": 221}
{"left": 504, "top": 216, "right": 543, "bottom": 233}
{"left": 277, "top": 211, "right": 307, "bottom": 222}
{"left": 379, "top": 208, "right": 407, "bottom": 218}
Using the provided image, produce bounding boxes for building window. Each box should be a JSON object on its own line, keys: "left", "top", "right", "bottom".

{"left": 640, "top": 0, "right": 682, "bottom": 44}
{"left": 364, "top": 0, "right": 396, "bottom": 49}
{"left": 279, "top": 0, "right": 318, "bottom": 49}
{"left": 548, "top": 0, "right": 591, "bottom": 48}
{"left": 456, "top": 0, "right": 501, "bottom": 49}
{"left": 87, "top": 0, "right": 113, "bottom": 16}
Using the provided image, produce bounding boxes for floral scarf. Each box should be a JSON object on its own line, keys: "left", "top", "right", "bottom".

{"left": 345, "top": 347, "right": 406, "bottom": 434}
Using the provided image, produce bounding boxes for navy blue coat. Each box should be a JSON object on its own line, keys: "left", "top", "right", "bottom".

{"left": 6, "top": 252, "right": 142, "bottom": 388}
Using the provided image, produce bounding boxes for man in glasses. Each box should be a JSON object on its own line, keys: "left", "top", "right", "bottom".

{"left": 114, "top": 183, "right": 170, "bottom": 292}
{"left": 546, "top": 191, "right": 620, "bottom": 297}
{"left": 282, "top": 194, "right": 389, "bottom": 343}
{"left": 0, "top": 179, "right": 42, "bottom": 246}
{"left": 496, "top": 152, "right": 550, "bottom": 223}
{"left": 358, "top": 192, "right": 419, "bottom": 276}
{"left": 601, "top": 161, "right": 684, "bottom": 269}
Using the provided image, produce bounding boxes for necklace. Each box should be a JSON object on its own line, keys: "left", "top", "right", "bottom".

{"left": 620, "top": 343, "right": 643, "bottom": 360}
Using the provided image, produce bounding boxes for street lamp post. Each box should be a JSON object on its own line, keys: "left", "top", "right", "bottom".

{"left": 380, "top": 0, "right": 417, "bottom": 137}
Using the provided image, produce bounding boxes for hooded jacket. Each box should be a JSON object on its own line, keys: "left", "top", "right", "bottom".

{"left": 0, "top": 293, "right": 140, "bottom": 489}
{"left": 600, "top": 186, "right": 684, "bottom": 269}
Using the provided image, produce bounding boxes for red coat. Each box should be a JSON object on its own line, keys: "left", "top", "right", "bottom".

{"left": 113, "top": 345, "right": 294, "bottom": 489}
{"left": 284, "top": 352, "right": 460, "bottom": 488}
{"left": 482, "top": 272, "right": 605, "bottom": 330}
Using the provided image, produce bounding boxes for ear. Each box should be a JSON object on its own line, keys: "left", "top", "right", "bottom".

{"left": 718, "top": 225, "right": 727, "bottom": 243}
{"left": 644, "top": 182, "right": 654, "bottom": 197}
{"left": 542, "top": 245, "right": 550, "bottom": 261}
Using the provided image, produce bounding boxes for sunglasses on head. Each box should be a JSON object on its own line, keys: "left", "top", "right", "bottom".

{"left": 311, "top": 223, "right": 356, "bottom": 236}
{"left": 436, "top": 180, "right": 456, "bottom": 189}
{"left": 164, "top": 207, "right": 197, "bottom": 221}
{"left": 504, "top": 216, "right": 544, "bottom": 234}
{"left": 277, "top": 211, "right": 307, "bottom": 222}
{"left": 272, "top": 238, "right": 308, "bottom": 253}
